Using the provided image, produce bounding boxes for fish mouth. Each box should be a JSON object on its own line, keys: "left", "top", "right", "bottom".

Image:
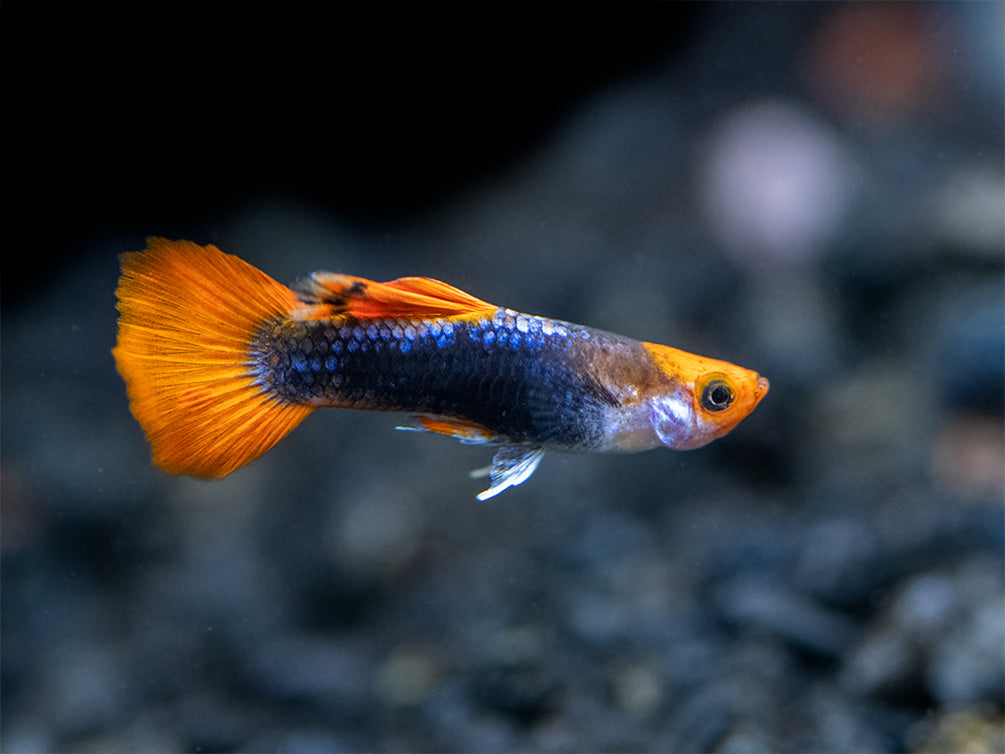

{"left": 754, "top": 375, "right": 770, "bottom": 404}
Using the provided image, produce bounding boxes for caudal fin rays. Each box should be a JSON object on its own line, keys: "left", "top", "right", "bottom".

{"left": 113, "top": 238, "right": 314, "bottom": 478}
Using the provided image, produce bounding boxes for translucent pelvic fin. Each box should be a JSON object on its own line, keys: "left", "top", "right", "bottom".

{"left": 473, "top": 447, "right": 545, "bottom": 501}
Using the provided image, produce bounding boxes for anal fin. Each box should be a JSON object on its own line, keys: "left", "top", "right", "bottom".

{"left": 396, "top": 417, "right": 543, "bottom": 499}
{"left": 472, "top": 447, "right": 545, "bottom": 501}
{"left": 396, "top": 416, "right": 498, "bottom": 445}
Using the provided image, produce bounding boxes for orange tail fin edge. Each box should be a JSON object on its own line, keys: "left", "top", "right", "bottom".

{"left": 113, "top": 238, "right": 314, "bottom": 478}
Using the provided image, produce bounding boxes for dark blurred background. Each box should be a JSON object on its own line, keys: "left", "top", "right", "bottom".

{"left": 2, "top": 2, "right": 1003, "bottom": 752}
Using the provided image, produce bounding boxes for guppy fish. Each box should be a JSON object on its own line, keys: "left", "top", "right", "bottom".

{"left": 113, "top": 238, "right": 769, "bottom": 499}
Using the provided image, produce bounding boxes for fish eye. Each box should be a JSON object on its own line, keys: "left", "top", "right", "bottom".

{"left": 701, "top": 379, "right": 734, "bottom": 412}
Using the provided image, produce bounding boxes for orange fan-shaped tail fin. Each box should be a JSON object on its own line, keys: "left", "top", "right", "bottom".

{"left": 113, "top": 238, "right": 314, "bottom": 478}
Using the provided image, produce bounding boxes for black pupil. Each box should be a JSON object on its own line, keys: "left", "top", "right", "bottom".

{"left": 703, "top": 380, "right": 734, "bottom": 411}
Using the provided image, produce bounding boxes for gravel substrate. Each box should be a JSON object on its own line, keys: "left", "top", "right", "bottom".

{"left": 3, "top": 4, "right": 1002, "bottom": 752}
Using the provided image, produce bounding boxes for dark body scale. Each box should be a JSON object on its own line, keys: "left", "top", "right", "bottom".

{"left": 248, "top": 309, "right": 659, "bottom": 450}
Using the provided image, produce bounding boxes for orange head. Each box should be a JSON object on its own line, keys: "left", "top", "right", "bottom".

{"left": 641, "top": 342, "right": 769, "bottom": 450}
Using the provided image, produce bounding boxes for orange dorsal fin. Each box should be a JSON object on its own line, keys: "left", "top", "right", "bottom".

{"left": 113, "top": 238, "right": 314, "bottom": 478}
{"left": 294, "top": 272, "right": 497, "bottom": 319}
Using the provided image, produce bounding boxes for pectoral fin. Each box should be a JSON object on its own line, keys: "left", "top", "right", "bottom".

{"left": 471, "top": 447, "right": 545, "bottom": 501}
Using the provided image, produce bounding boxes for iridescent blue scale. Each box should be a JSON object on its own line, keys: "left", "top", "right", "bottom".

{"left": 249, "top": 308, "right": 639, "bottom": 449}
